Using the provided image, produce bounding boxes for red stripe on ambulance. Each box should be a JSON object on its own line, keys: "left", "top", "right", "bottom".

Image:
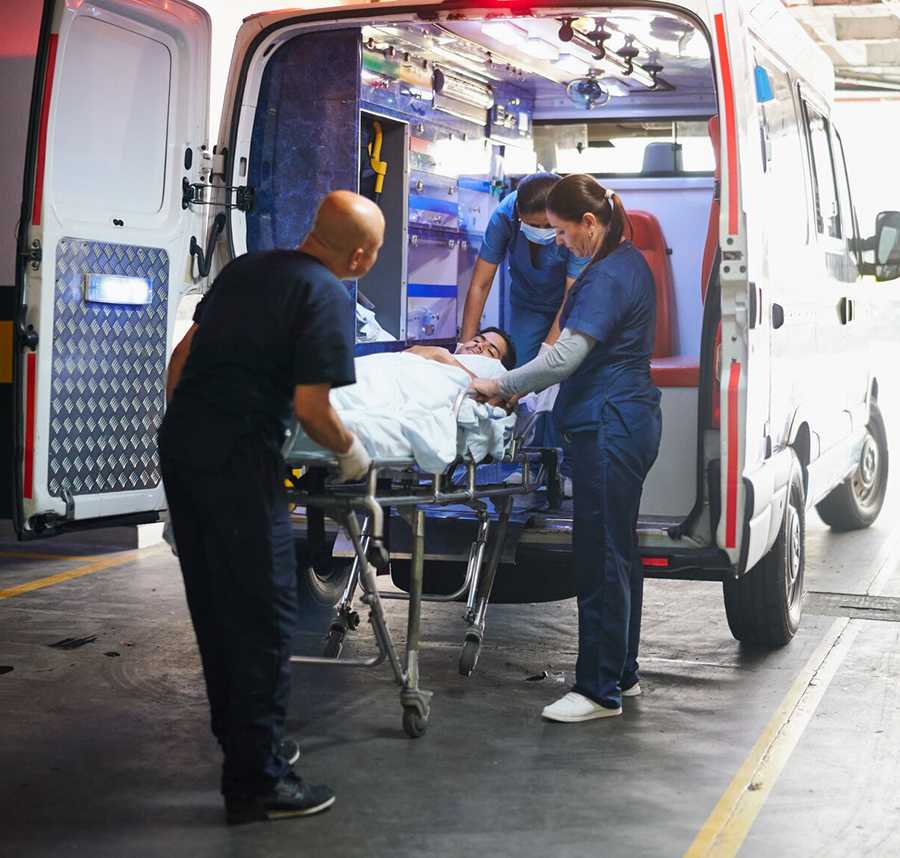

{"left": 713, "top": 14, "right": 739, "bottom": 236}
{"left": 725, "top": 361, "right": 741, "bottom": 549}
{"left": 32, "top": 33, "right": 59, "bottom": 227}
{"left": 23, "top": 352, "right": 37, "bottom": 499}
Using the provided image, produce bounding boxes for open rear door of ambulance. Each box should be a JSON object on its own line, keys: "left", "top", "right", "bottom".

{"left": 708, "top": 0, "right": 758, "bottom": 575}
{"left": 11, "top": 0, "right": 210, "bottom": 538}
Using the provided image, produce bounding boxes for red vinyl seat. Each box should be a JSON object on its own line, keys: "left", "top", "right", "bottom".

{"left": 628, "top": 209, "right": 674, "bottom": 360}
{"left": 648, "top": 115, "right": 720, "bottom": 389}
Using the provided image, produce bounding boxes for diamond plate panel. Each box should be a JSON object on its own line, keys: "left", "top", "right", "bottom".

{"left": 48, "top": 238, "right": 169, "bottom": 497}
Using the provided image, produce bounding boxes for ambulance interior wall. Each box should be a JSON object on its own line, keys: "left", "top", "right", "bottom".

{"left": 246, "top": 29, "right": 361, "bottom": 254}
{"left": 357, "top": 114, "right": 408, "bottom": 340}
{"left": 606, "top": 177, "right": 714, "bottom": 356}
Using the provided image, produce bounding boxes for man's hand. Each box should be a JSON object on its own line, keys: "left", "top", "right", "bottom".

{"left": 468, "top": 377, "right": 501, "bottom": 403}
{"left": 336, "top": 434, "right": 371, "bottom": 482}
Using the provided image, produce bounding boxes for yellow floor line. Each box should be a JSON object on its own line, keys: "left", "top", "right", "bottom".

{"left": 0, "top": 548, "right": 158, "bottom": 600}
{"left": 682, "top": 617, "right": 856, "bottom": 858}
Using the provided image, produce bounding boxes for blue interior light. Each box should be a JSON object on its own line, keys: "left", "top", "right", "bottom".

{"left": 83, "top": 273, "right": 153, "bottom": 306}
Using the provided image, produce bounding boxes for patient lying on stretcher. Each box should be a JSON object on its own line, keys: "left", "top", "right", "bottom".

{"left": 287, "top": 328, "right": 518, "bottom": 472}
{"left": 405, "top": 327, "right": 517, "bottom": 377}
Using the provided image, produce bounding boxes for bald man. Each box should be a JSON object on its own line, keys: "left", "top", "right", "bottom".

{"left": 158, "top": 191, "right": 384, "bottom": 825}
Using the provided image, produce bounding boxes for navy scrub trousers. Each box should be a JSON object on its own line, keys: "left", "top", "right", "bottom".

{"left": 552, "top": 239, "right": 663, "bottom": 710}
{"left": 160, "top": 439, "right": 297, "bottom": 797}
{"left": 570, "top": 404, "right": 661, "bottom": 708}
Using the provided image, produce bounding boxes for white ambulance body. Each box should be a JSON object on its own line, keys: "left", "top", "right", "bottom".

{"left": 4, "top": 0, "right": 900, "bottom": 644}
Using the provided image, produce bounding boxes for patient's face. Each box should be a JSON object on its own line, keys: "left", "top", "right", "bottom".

{"left": 456, "top": 332, "right": 507, "bottom": 362}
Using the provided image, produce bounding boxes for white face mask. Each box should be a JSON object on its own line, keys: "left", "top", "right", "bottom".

{"left": 520, "top": 222, "right": 557, "bottom": 245}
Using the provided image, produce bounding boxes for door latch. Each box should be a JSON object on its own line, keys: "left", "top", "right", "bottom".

{"left": 839, "top": 296, "right": 855, "bottom": 325}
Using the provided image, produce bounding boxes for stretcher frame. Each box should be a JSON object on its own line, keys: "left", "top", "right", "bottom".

{"left": 285, "top": 429, "right": 558, "bottom": 738}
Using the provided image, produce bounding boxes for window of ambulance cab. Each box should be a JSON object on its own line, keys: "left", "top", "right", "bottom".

{"left": 831, "top": 128, "right": 862, "bottom": 272}
{"left": 756, "top": 57, "right": 809, "bottom": 245}
{"left": 802, "top": 101, "right": 843, "bottom": 240}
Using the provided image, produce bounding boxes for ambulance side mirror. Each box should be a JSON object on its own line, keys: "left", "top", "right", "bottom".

{"left": 874, "top": 210, "right": 900, "bottom": 282}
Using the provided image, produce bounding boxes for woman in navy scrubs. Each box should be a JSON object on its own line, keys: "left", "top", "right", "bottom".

{"left": 470, "top": 175, "right": 662, "bottom": 722}
{"left": 460, "top": 172, "right": 587, "bottom": 364}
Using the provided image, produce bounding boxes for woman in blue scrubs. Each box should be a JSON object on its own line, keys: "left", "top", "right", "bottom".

{"left": 470, "top": 175, "right": 662, "bottom": 723}
{"left": 460, "top": 172, "right": 587, "bottom": 364}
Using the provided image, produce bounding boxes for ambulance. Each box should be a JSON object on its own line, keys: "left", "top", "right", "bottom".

{"left": 4, "top": 0, "right": 899, "bottom": 646}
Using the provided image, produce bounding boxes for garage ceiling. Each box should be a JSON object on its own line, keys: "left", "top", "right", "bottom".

{"left": 783, "top": 0, "right": 900, "bottom": 90}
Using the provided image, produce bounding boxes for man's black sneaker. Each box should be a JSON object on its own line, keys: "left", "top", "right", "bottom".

{"left": 225, "top": 772, "right": 335, "bottom": 824}
{"left": 279, "top": 738, "right": 301, "bottom": 766}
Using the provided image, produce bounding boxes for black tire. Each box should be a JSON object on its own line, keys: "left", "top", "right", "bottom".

{"left": 723, "top": 456, "right": 805, "bottom": 647}
{"left": 292, "top": 537, "right": 354, "bottom": 640}
{"left": 402, "top": 708, "right": 428, "bottom": 738}
{"left": 816, "top": 403, "right": 889, "bottom": 532}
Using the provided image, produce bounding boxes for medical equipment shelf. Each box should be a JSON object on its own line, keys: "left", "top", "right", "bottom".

{"left": 285, "top": 444, "right": 557, "bottom": 738}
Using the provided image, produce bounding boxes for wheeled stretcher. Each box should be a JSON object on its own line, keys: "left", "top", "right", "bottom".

{"left": 283, "top": 398, "right": 560, "bottom": 738}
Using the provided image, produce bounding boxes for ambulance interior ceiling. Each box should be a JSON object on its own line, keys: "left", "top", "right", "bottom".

{"left": 241, "top": 8, "right": 716, "bottom": 347}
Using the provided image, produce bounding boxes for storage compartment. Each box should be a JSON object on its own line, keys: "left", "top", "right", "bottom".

{"left": 358, "top": 113, "right": 409, "bottom": 340}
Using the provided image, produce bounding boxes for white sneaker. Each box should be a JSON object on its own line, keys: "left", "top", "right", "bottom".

{"left": 541, "top": 691, "right": 622, "bottom": 723}
{"left": 621, "top": 682, "right": 642, "bottom": 697}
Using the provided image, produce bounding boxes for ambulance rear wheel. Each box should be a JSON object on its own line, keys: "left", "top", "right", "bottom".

{"left": 723, "top": 457, "right": 805, "bottom": 647}
{"left": 816, "top": 403, "right": 888, "bottom": 532}
{"left": 294, "top": 535, "right": 353, "bottom": 610}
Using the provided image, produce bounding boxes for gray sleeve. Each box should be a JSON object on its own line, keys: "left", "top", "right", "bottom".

{"left": 498, "top": 328, "right": 595, "bottom": 399}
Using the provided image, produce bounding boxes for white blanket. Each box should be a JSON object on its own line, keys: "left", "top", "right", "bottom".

{"left": 289, "top": 352, "right": 515, "bottom": 472}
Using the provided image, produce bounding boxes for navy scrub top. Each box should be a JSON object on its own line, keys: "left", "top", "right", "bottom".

{"left": 479, "top": 191, "right": 587, "bottom": 313}
{"left": 159, "top": 250, "right": 356, "bottom": 467}
{"left": 553, "top": 240, "right": 661, "bottom": 435}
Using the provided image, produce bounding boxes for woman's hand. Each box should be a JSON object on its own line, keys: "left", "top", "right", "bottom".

{"left": 468, "top": 377, "right": 501, "bottom": 403}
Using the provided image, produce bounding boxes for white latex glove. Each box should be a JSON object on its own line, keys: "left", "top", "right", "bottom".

{"left": 336, "top": 434, "right": 371, "bottom": 482}
{"left": 539, "top": 341, "right": 553, "bottom": 356}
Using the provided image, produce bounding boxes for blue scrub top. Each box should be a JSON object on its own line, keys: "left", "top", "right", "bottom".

{"left": 479, "top": 191, "right": 588, "bottom": 313}
{"left": 553, "top": 240, "right": 661, "bottom": 434}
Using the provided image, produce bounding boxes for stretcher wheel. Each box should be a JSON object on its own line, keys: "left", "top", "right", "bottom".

{"left": 322, "top": 627, "right": 345, "bottom": 659}
{"left": 402, "top": 707, "right": 428, "bottom": 738}
{"left": 366, "top": 541, "right": 390, "bottom": 573}
{"left": 458, "top": 636, "right": 481, "bottom": 677}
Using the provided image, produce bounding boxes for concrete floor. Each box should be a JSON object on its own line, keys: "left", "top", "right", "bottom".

{"left": 3, "top": 404, "right": 900, "bottom": 856}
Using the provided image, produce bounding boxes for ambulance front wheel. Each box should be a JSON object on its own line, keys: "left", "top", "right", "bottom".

{"left": 816, "top": 403, "right": 888, "bottom": 532}
{"left": 723, "top": 455, "right": 805, "bottom": 647}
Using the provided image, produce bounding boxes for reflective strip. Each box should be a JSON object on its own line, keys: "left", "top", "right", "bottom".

{"left": 32, "top": 33, "right": 59, "bottom": 227}
{"left": 24, "top": 352, "right": 36, "bottom": 500}
{"left": 714, "top": 14, "right": 739, "bottom": 236}
{"left": 0, "top": 321, "right": 12, "bottom": 383}
{"left": 725, "top": 360, "right": 741, "bottom": 549}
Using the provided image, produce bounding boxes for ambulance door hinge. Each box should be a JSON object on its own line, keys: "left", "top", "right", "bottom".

{"left": 17, "top": 323, "right": 39, "bottom": 351}
{"left": 182, "top": 178, "right": 255, "bottom": 212}
{"left": 28, "top": 489, "right": 74, "bottom": 536}
{"left": 20, "top": 239, "right": 42, "bottom": 271}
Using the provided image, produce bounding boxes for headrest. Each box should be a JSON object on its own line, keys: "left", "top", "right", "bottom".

{"left": 708, "top": 115, "right": 721, "bottom": 178}
{"left": 628, "top": 210, "right": 664, "bottom": 251}
{"left": 641, "top": 142, "right": 683, "bottom": 175}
